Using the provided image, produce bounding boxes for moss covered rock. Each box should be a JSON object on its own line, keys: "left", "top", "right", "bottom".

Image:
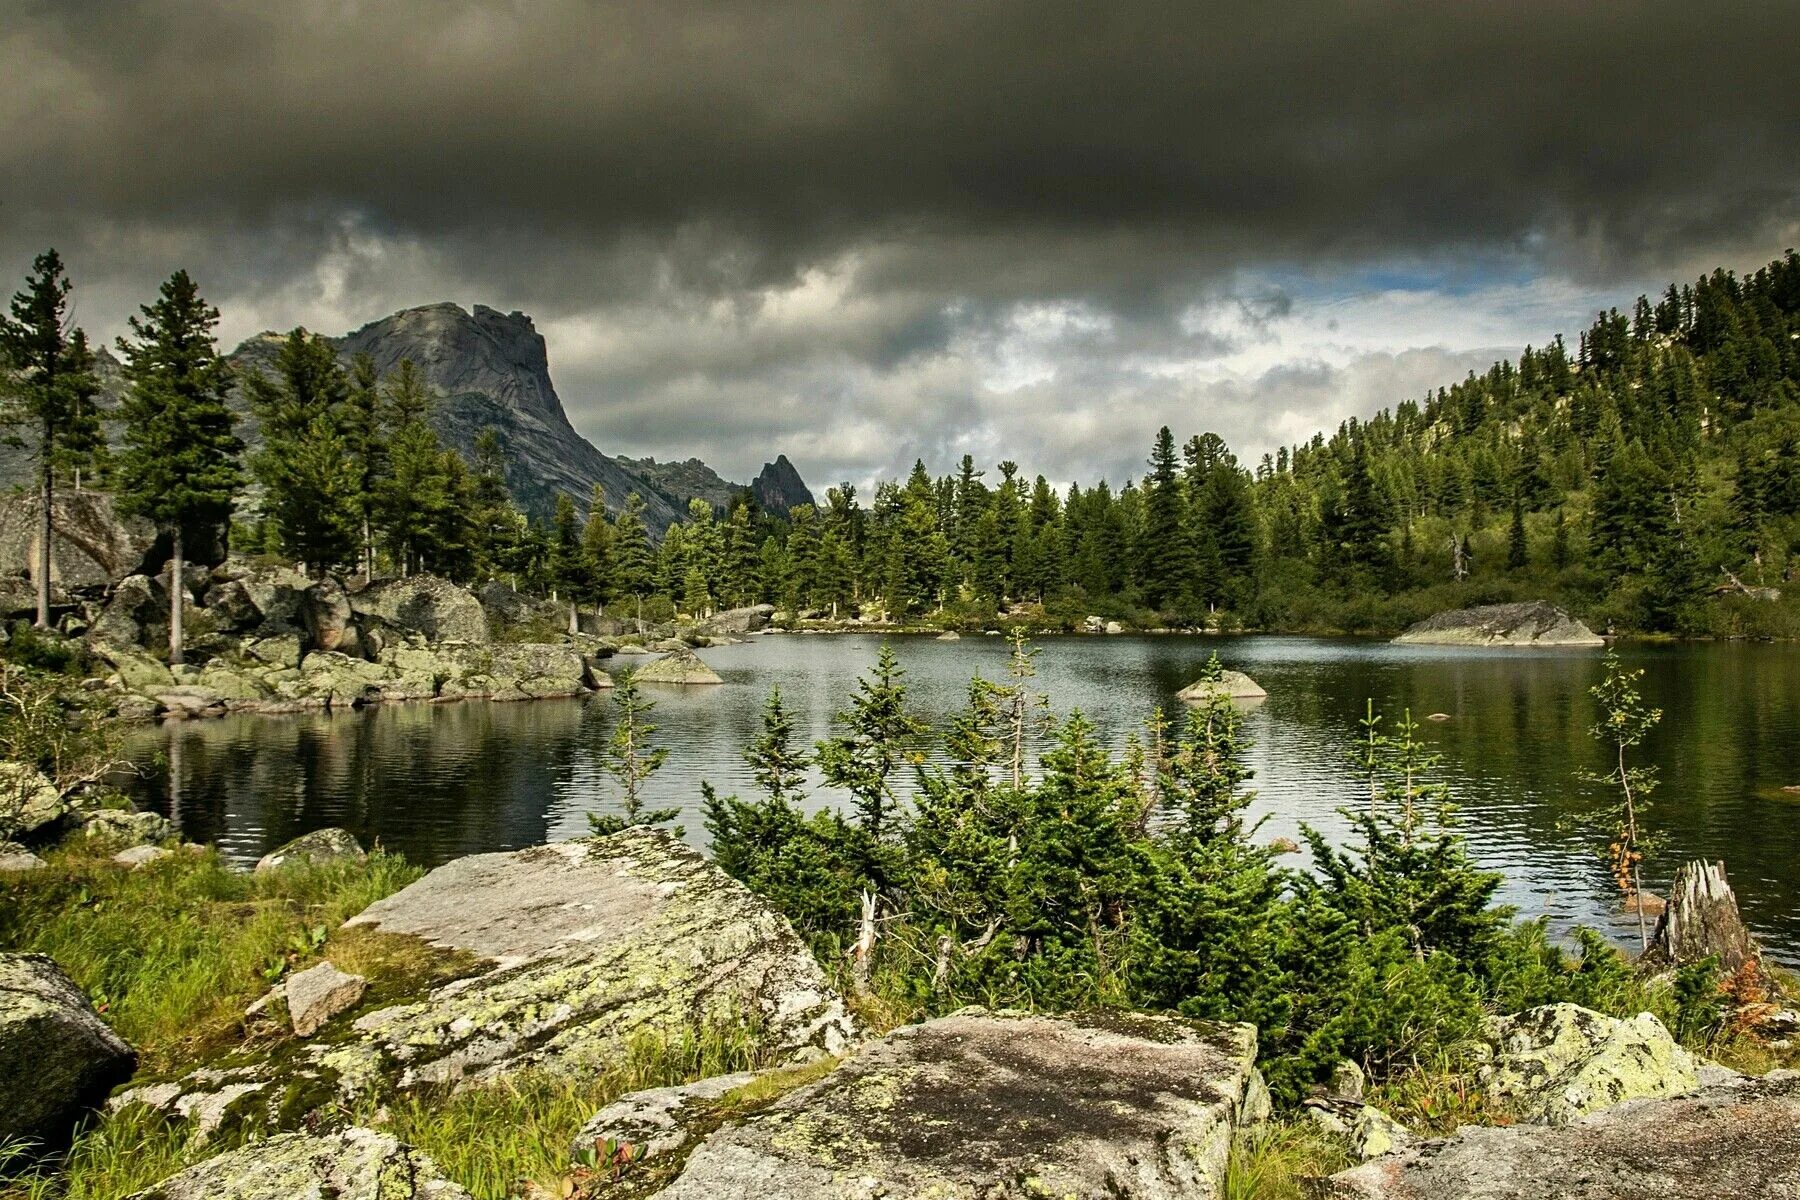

{"left": 0, "top": 953, "right": 136, "bottom": 1151}
{"left": 1481, "top": 1004, "right": 1699, "bottom": 1125}
{"left": 125, "top": 1126, "right": 472, "bottom": 1200}
{"left": 634, "top": 647, "right": 723, "bottom": 685}
{"left": 255, "top": 827, "right": 366, "bottom": 875}
{"left": 649, "top": 1008, "right": 1262, "bottom": 1200}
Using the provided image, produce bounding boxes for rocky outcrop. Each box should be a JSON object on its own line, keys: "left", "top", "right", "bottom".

{"left": 1392, "top": 601, "right": 1604, "bottom": 647}
{"left": 750, "top": 454, "right": 815, "bottom": 516}
{"left": 1323, "top": 1071, "right": 1800, "bottom": 1200}
{"left": 87, "top": 574, "right": 168, "bottom": 649}
{"left": 699, "top": 604, "right": 775, "bottom": 636}
{"left": 477, "top": 580, "right": 563, "bottom": 636}
{"left": 634, "top": 647, "right": 724, "bottom": 685}
{"left": 0, "top": 842, "right": 47, "bottom": 871}
{"left": 124, "top": 1126, "right": 472, "bottom": 1200}
{"left": 255, "top": 828, "right": 366, "bottom": 874}
{"left": 201, "top": 563, "right": 312, "bottom": 639}
{"left": 352, "top": 575, "right": 489, "bottom": 644}
{"left": 0, "top": 953, "right": 137, "bottom": 1151}
{"left": 1480, "top": 1004, "right": 1698, "bottom": 1125}
{"left": 0, "top": 490, "right": 159, "bottom": 590}
{"left": 1177, "top": 669, "right": 1267, "bottom": 702}
{"left": 131, "top": 830, "right": 853, "bottom": 1135}
{"left": 649, "top": 1009, "right": 1262, "bottom": 1200}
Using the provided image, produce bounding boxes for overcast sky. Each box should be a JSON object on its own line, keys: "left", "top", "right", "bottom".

{"left": 6, "top": 1, "right": 1797, "bottom": 489}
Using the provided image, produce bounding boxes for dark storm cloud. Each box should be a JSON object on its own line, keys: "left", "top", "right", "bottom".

{"left": 3, "top": 0, "right": 1796, "bottom": 481}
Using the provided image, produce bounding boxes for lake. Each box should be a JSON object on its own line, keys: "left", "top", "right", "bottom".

{"left": 122, "top": 633, "right": 1800, "bottom": 964}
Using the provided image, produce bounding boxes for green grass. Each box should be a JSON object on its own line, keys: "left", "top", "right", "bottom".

{"left": 1224, "top": 1121, "right": 1353, "bottom": 1200}
{"left": 365, "top": 1024, "right": 778, "bottom": 1200}
{"left": 0, "top": 840, "right": 422, "bottom": 1075}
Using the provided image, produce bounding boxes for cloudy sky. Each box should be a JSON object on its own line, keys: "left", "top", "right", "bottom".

{"left": 6, "top": 1, "right": 1797, "bottom": 490}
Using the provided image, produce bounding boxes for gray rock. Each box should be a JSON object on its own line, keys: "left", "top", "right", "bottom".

{"left": 1481, "top": 1004, "right": 1698, "bottom": 1125}
{"left": 572, "top": 1071, "right": 760, "bottom": 1165}
{"left": 1322, "top": 1071, "right": 1800, "bottom": 1200}
{"left": 335, "top": 830, "right": 854, "bottom": 1088}
{"left": 352, "top": 575, "right": 489, "bottom": 644}
{"left": 298, "top": 650, "right": 391, "bottom": 707}
{"left": 0, "top": 490, "right": 159, "bottom": 589}
{"left": 88, "top": 574, "right": 167, "bottom": 649}
{"left": 255, "top": 827, "right": 366, "bottom": 874}
{"left": 284, "top": 961, "right": 368, "bottom": 1037}
{"left": 303, "top": 577, "right": 356, "bottom": 653}
{"left": 202, "top": 564, "right": 312, "bottom": 637}
{"left": 1176, "top": 669, "right": 1267, "bottom": 702}
{"left": 934, "top": 630, "right": 961, "bottom": 640}
{"left": 0, "top": 953, "right": 136, "bottom": 1150}
{"left": 0, "top": 762, "right": 66, "bottom": 839}
{"left": 123, "top": 1125, "right": 472, "bottom": 1200}
{"left": 92, "top": 644, "right": 177, "bottom": 693}
{"left": 699, "top": 604, "right": 775, "bottom": 635}
{"left": 633, "top": 646, "right": 723, "bottom": 685}
{"left": 650, "top": 1009, "right": 1261, "bottom": 1200}
{"left": 112, "top": 844, "right": 171, "bottom": 868}
{"left": 1392, "top": 601, "right": 1604, "bottom": 647}
{"left": 0, "top": 841, "right": 47, "bottom": 872}
{"left": 82, "top": 808, "right": 176, "bottom": 847}
{"left": 1331, "top": 1058, "right": 1368, "bottom": 1101}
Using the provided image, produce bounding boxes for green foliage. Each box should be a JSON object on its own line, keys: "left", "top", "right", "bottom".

{"left": 586, "top": 670, "right": 677, "bottom": 834}
{"left": 1576, "top": 651, "right": 1664, "bottom": 948}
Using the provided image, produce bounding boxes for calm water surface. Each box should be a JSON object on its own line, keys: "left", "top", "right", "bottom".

{"left": 123, "top": 634, "right": 1800, "bottom": 963}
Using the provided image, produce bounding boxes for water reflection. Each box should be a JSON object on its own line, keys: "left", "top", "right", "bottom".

{"left": 124, "top": 634, "right": 1800, "bottom": 963}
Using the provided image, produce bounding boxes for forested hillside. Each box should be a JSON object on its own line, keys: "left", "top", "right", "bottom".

{"left": 635, "top": 251, "right": 1800, "bottom": 636}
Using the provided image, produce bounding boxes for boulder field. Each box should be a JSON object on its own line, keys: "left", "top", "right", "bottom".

{"left": 65, "top": 563, "right": 748, "bottom": 720}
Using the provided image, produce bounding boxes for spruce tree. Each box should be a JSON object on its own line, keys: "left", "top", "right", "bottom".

{"left": 612, "top": 493, "right": 655, "bottom": 618}
{"left": 586, "top": 669, "right": 677, "bottom": 834}
{"left": 113, "top": 271, "right": 243, "bottom": 665}
{"left": 580, "top": 484, "right": 615, "bottom": 618}
{"left": 0, "top": 251, "right": 100, "bottom": 627}
{"left": 248, "top": 330, "right": 357, "bottom": 574}
{"left": 343, "top": 353, "right": 387, "bottom": 578}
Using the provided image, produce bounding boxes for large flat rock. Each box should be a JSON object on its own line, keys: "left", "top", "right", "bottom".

{"left": 1322, "top": 1071, "right": 1800, "bottom": 1200}
{"left": 646, "top": 1009, "right": 1263, "bottom": 1200}
{"left": 1392, "top": 602, "right": 1603, "bottom": 647}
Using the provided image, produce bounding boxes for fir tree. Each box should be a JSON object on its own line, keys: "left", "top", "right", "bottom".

{"left": 0, "top": 251, "right": 100, "bottom": 627}
{"left": 586, "top": 669, "right": 677, "bottom": 834}
{"left": 248, "top": 330, "right": 357, "bottom": 574}
{"left": 113, "top": 271, "right": 243, "bottom": 665}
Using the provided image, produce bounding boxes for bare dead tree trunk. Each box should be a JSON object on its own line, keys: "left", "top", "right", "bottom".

{"left": 851, "top": 890, "right": 877, "bottom": 997}
{"left": 34, "top": 452, "right": 52, "bottom": 629}
{"left": 169, "top": 526, "right": 185, "bottom": 666}
{"left": 1649, "top": 860, "right": 1772, "bottom": 990}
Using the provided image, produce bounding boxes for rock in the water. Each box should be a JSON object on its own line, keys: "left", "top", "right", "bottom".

{"left": 0, "top": 953, "right": 136, "bottom": 1150}
{"left": 0, "top": 841, "right": 47, "bottom": 871}
{"left": 0, "top": 762, "right": 67, "bottom": 838}
{"left": 633, "top": 646, "right": 723, "bottom": 685}
{"left": 352, "top": 574, "right": 489, "bottom": 644}
{"left": 1648, "top": 859, "right": 1776, "bottom": 992}
{"left": 254, "top": 827, "right": 366, "bottom": 875}
{"left": 1177, "top": 669, "right": 1267, "bottom": 702}
{"left": 649, "top": 1009, "right": 1261, "bottom": 1200}
{"left": 1392, "top": 601, "right": 1603, "bottom": 647}
{"left": 124, "top": 1126, "right": 472, "bottom": 1200}
{"left": 112, "top": 844, "right": 171, "bottom": 868}
{"left": 1482, "top": 1004, "right": 1698, "bottom": 1125}
{"left": 934, "top": 630, "right": 961, "bottom": 640}
{"left": 284, "top": 961, "right": 368, "bottom": 1037}
{"left": 82, "top": 808, "right": 176, "bottom": 847}
{"left": 1322, "top": 1071, "right": 1800, "bottom": 1200}
{"left": 0, "top": 491, "right": 159, "bottom": 590}
{"left": 334, "top": 830, "right": 852, "bottom": 1088}
{"left": 572, "top": 1071, "right": 761, "bottom": 1165}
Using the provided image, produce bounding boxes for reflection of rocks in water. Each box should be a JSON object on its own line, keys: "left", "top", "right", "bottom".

{"left": 129, "top": 699, "right": 595, "bottom": 867}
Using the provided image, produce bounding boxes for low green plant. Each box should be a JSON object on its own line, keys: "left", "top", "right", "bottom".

{"left": 1223, "top": 1121, "right": 1352, "bottom": 1200}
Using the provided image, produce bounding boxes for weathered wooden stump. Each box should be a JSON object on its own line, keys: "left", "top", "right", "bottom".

{"left": 1646, "top": 859, "right": 1777, "bottom": 996}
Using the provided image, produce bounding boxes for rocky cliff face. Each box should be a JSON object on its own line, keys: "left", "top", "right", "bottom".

{"left": 752, "top": 454, "right": 816, "bottom": 513}
{"left": 225, "top": 303, "right": 809, "bottom": 532}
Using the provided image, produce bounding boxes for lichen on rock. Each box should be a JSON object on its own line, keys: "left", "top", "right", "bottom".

{"left": 1481, "top": 1003, "right": 1699, "bottom": 1125}
{"left": 123, "top": 1125, "right": 472, "bottom": 1200}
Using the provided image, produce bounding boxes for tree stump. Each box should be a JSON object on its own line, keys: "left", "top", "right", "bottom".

{"left": 1646, "top": 860, "right": 1776, "bottom": 994}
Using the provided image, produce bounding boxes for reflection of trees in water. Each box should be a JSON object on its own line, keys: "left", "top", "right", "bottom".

{"left": 121, "top": 637, "right": 1800, "bottom": 961}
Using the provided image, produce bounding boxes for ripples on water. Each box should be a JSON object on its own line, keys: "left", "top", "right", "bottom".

{"left": 125, "top": 633, "right": 1800, "bottom": 964}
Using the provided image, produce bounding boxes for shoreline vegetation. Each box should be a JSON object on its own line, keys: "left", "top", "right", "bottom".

{"left": 2, "top": 634, "right": 1796, "bottom": 1199}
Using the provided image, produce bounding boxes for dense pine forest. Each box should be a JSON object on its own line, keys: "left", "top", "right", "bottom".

{"left": 8, "top": 250, "right": 1799, "bottom": 638}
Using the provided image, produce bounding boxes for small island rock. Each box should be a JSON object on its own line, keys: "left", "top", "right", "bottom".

{"left": 1392, "top": 601, "right": 1603, "bottom": 647}
{"left": 1177, "top": 669, "right": 1267, "bottom": 702}
{"left": 634, "top": 646, "right": 724, "bottom": 685}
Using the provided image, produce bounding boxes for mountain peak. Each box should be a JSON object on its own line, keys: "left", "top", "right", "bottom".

{"left": 753, "top": 454, "right": 814, "bottom": 513}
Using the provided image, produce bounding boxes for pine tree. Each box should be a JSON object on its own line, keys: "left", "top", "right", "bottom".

{"left": 1579, "top": 652, "right": 1663, "bottom": 949}
{"left": 113, "top": 271, "right": 243, "bottom": 665}
{"left": 547, "top": 492, "right": 583, "bottom": 621}
{"left": 586, "top": 670, "right": 677, "bottom": 834}
{"left": 1140, "top": 426, "right": 1193, "bottom": 609}
{"left": 612, "top": 493, "right": 655, "bottom": 617}
{"left": 344, "top": 354, "right": 387, "bottom": 577}
{"left": 719, "top": 501, "right": 760, "bottom": 609}
{"left": 580, "top": 484, "right": 615, "bottom": 618}
{"left": 817, "top": 645, "right": 926, "bottom": 877}
{"left": 1507, "top": 489, "right": 1528, "bottom": 570}
{"left": 0, "top": 251, "right": 100, "bottom": 627}
{"left": 248, "top": 330, "right": 357, "bottom": 574}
